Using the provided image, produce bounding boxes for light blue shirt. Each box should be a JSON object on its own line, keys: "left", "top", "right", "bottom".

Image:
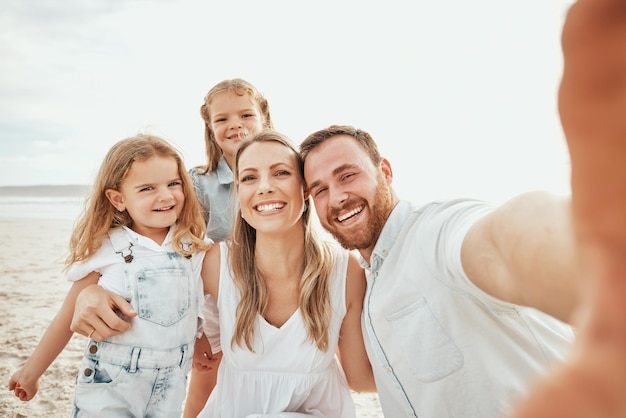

{"left": 189, "top": 156, "right": 236, "bottom": 242}
{"left": 360, "top": 199, "right": 574, "bottom": 418}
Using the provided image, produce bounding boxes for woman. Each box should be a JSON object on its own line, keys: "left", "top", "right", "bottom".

{"left": 198, "top": 130, "right": 375, "bottom": 417}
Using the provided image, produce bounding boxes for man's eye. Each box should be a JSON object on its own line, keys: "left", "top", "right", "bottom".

{"left": 313, "top": 188, "right": 327, "bottom": 197}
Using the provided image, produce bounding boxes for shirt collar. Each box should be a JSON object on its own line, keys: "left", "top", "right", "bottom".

{"left": 358, "top": 200, "right": 417, "bottom": 271}
{"left": 215, "top": 155, "right": 234, "bottom": 185}
{"left": 122, "top": 225, "right": 174, "bottom": 250}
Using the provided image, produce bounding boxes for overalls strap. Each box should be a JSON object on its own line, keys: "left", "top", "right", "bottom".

{"left": 108, "top": 227, "right": 134, "bottom": 263}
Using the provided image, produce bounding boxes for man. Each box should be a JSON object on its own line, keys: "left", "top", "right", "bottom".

{"left": 300, "top": 124, "right": 577, "bottom": 417}
{"left": 298, "top": 0, "right": 626, "bottom": 415}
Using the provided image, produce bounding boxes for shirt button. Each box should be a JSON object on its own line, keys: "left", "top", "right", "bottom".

{"left": 385, "top": 366, "right": 392, "bottom": 373}
{"left": 382, "top": 250, "right": 388, "bottom": 256}
{"left": 89, "top": 345, "right": 98, "bottom": 354}
{"left": 84, "top": 368, "right": 92, "bottom": 377}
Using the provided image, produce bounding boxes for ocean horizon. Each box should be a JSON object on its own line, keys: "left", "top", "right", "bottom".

{"left": 0, "top": 184, "right": 90, "bottom": 196}
{"left": 0, "top": 185, "right": 89, "bottom": 221}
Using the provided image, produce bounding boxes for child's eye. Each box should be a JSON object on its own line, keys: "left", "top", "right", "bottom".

{"left": 169, "top": 181, "right": 182, "bottom": 187}
{"left": 139, "top": 186, "right": 154, "bottom": 192}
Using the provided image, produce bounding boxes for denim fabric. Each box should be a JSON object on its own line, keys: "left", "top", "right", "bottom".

{"left": 72, "top": 228, "right": 199, "bottom": 417}
{"left": 189, "top": 157, "right": 235, "bottom": 243}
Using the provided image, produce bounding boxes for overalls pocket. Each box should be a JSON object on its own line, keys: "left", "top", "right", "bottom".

{"left": 136, "top": 267, "right": 190, "bottom": 326}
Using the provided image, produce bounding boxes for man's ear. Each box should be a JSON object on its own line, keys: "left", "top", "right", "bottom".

{"left": 380, "top": 158, "right": 393, "bottom": 184}
{"left": 105, "top": 189, "right": 125, "bottom": 211}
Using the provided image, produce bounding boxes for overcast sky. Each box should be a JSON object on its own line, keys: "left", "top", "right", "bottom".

{"left": 0, "top": 0, "right": 574, "bottom": 204}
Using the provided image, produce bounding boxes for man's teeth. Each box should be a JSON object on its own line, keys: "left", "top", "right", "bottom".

{"left": 338, "top": 206, "right": 363, "bottom": 222}
{"left": 257, "top": 203, "right": 284, "bottom": 212}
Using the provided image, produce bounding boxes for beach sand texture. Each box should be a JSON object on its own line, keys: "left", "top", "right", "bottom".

{"left": 0, "top": 217, "right": 383, "bottom": 417}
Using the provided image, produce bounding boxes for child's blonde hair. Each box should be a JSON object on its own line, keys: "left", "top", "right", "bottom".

{"left": 229, "top": 130, "right": 333, "bottom": 352}
{"left": 197, "top": 78, "right": 274, "bottom": 174}
{"left": 65, "top": 134, "right": 208, "bottom": 269}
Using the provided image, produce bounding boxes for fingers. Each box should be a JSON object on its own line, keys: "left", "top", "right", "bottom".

{"left": 192, "top": 334, "right": 219, "bottom": 372}
{"left": 87, "top": 313, "right": 131, "bottom": 341}
{"left": 9, "top": 382, "right": 33, "bottom": 402}
{"left": 192, "top": 347, "right": 214, "bottom": 370}
{"left": 192, "top": 355, "right": 220, "bottom": 372}
{"left": 110, "top": 293, "right": 137, "bottom": 321}
{"left": 71, "top": 286, "right": 135, "bottom": 339}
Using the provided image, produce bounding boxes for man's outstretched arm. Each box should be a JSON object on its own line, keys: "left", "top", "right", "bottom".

{"left": 510, "top": 1, "right": 626, "bottom": 417}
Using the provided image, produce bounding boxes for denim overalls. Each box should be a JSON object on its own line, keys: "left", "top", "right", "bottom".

{"left": 72, "top": 228, "right": 199, "bottom": 418}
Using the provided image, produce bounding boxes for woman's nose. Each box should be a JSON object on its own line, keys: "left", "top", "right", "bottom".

{"left": 257, "top": 175, "right": 274, "bottom": 195}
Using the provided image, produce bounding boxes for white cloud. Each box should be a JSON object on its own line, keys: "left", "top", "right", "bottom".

{"left": 0, "top": 0, "right": 575, "bottom": 204}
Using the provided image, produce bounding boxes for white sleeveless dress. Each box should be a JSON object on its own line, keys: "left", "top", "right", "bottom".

{"left": 198, "top": 241, "right": 357, "bottom": 418}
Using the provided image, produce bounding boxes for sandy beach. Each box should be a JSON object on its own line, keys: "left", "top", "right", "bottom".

{"left": 0, "top": 217, "right": 383, "bottom": 417}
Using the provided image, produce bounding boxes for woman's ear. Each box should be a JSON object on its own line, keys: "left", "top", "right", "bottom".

{"left": 105, "top": 189, "right": 125, "bottom": 211}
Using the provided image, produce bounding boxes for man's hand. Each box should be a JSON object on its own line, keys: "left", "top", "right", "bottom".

{"left": 70, "top": 285, "right": 136, "bottom": 341}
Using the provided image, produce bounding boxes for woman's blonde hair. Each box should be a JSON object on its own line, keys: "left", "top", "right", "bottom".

{"left": 65, "top": 134, "right": 208, "bottom": 269}
{"left": 229, "top": 130, "right": 333, "bottom": 352}
{"left": 197, "top": 78, "right": 274, "bottom": 174}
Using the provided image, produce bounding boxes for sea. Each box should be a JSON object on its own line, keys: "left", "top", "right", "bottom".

{"left": 0, "top": 185, "right": 89, "bottom": 221}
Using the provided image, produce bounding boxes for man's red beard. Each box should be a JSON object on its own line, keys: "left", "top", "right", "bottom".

{"left": 326, "top": 173, "right": 394, "bottom": 252}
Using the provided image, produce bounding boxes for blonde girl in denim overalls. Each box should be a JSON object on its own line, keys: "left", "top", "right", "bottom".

{"left": 8, "top": 134, "right": 211, "bottom": 417}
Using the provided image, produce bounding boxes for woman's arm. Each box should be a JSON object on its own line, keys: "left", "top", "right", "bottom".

{"left": 70, "top": 283, "right": 136, "bottom": 341}
{"left": 337, "top": 253, "right": 376, "bottom": 392}
{"left": 201, "top": 242, "right": 221, "bottom": 300}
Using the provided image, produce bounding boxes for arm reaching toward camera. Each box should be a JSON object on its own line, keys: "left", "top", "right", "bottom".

{"left": 510, "top": 1, "right": 626, "bottom": 416}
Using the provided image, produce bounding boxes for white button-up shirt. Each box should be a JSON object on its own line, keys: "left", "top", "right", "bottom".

{"left": 360, "top": 200, "right": 574, "bottom": 418}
